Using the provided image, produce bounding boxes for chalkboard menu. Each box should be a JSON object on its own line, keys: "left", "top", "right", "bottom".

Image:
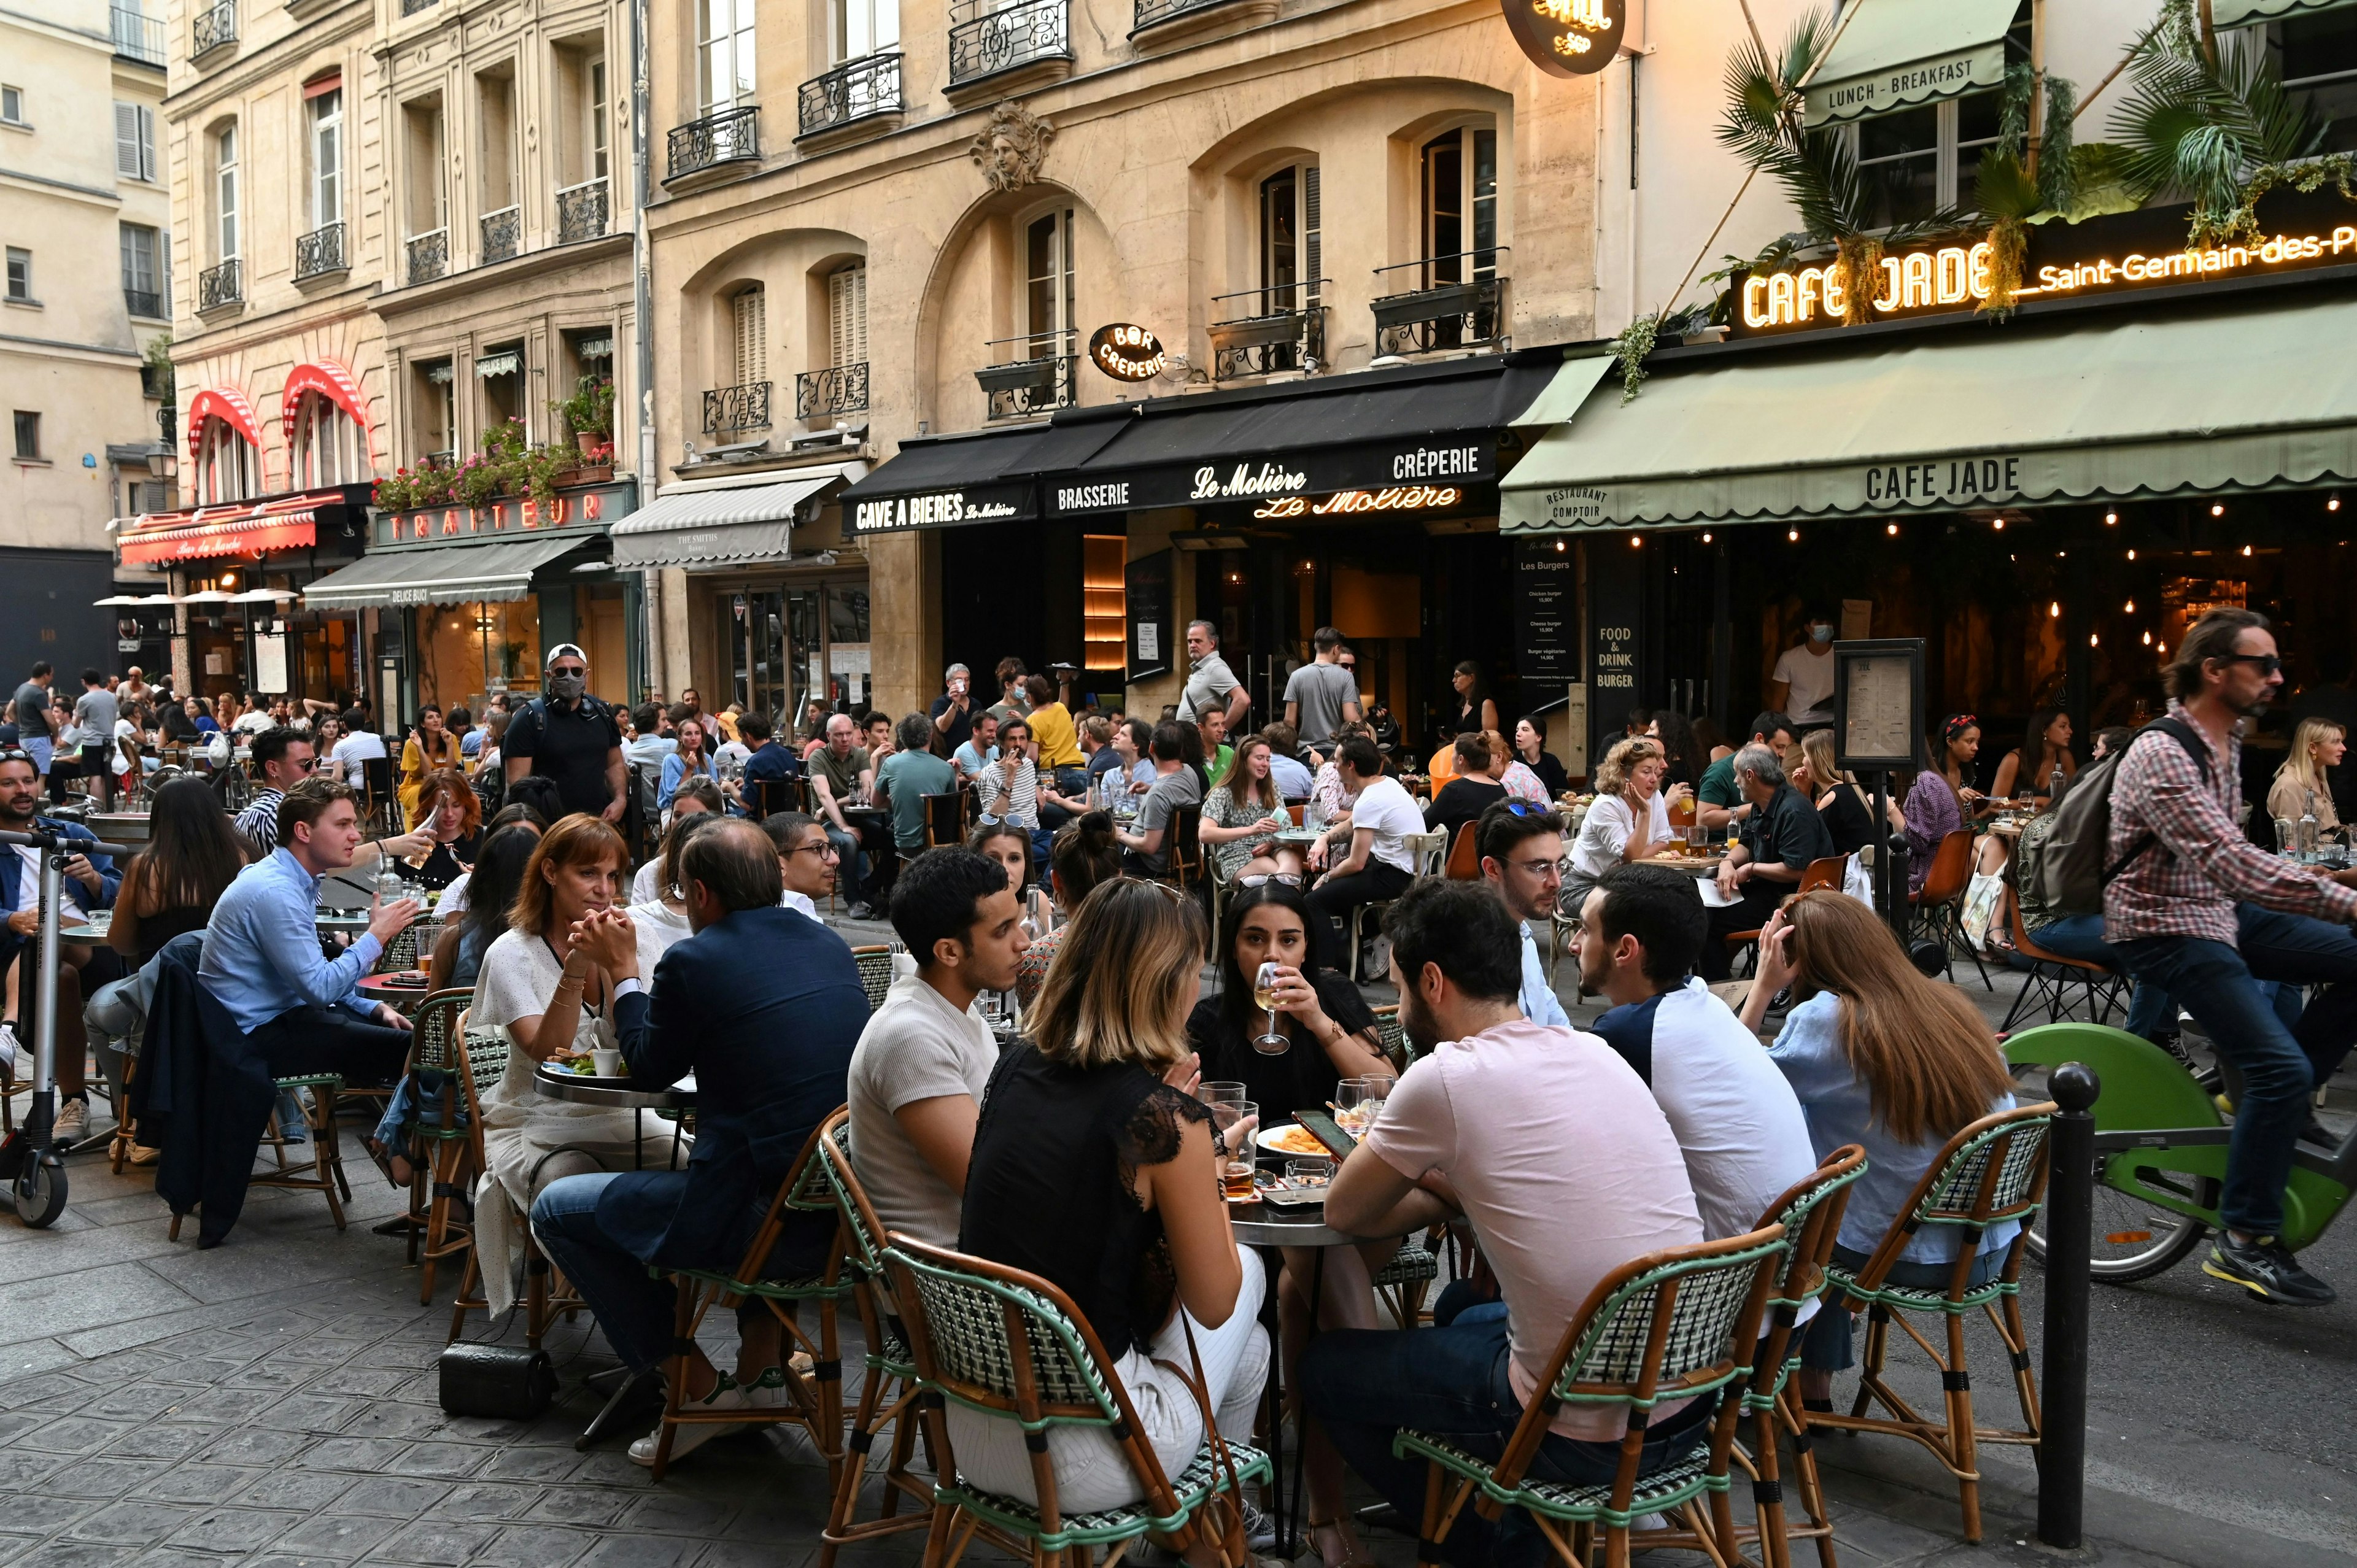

{"left": 1513, "top": 539, "right": 1578, "bottom": 681}
{"left": 1126, "top": 549, "right": 1174, "bottom": 684}
{"left": 1585, "top": 542, "right": 1646, "bottom": 768}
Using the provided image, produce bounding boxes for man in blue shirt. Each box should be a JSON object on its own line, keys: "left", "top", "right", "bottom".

{"left": 201, "top": 778, "right": 420, "bottom": 1081}
{"left": 951, "top": 711, "right": 999, "bottom": 783}
{"left": 1263, "top": 723, "right": 1315, "bottom": 801}
{"left": 735, "top": 709, "right": 800, "bottom": 818}
{"left": 1474, "top": 799, "right": 1571, "bottom": 1028}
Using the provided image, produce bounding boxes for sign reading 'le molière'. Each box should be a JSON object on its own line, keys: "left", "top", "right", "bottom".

{"left": 1051, "top": 439, "right": 1494, "bottom": 516}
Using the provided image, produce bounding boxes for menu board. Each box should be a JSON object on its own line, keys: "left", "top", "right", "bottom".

{"left": 1513, "top": 540, "right": 1578, "bottom": 682}
{"left": 1126, "top": 549, "right": 1173, "bottom": 684}
{"left": 1835, "top": 641, "right": 1923, "bottom": 770}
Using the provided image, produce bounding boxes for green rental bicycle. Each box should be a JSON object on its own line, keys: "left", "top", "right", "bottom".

{"left": 2004, "top": 1022, "right": 2355, "bottom": 1282}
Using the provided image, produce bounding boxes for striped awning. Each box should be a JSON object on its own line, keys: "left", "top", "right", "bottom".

{"left": 2213, "top": 0, "right": 2356, "bottom": 24}
{"left": 1803, "top": 0, "right": 2024, "bottom": 125}
{"left": 611, "top": 461, "right": 864, "bottom": 570}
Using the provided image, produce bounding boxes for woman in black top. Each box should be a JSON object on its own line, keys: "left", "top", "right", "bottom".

{"left": 1648, "top": 710, "right": 1711, "bottom": 790}
{"left": 1423, "top": 730, "right": 1507, "bottom": 850}
{"left": 1439, "top": 660, "right": 1499, "bottom": 748}
{"left": 1512, "top": 714, "right": 1569, "bottom": 799}
{"left": 108, "top": 777, "right": 249, "bottom": 968}
{"left": 956, "top": 879, "right": 1268, "bottom": 1515}
{"left": 1794, "top": 728, "right": 1901, "bottom": 859}
{"left": 1183, "top": 881, "right": 1395, "bottom": 1567}
{"left": 406, "top": 768, "right": 484, "bottom": 890}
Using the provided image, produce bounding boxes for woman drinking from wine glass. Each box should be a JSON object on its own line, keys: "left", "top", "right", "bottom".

{"left": 1184, "top": 881, "right": 1395, "bottom": 1568}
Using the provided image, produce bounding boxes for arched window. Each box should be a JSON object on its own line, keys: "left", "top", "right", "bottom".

{"left": 196, "top": 417, "right": 258, "bottom": 504}
{"left": 291, "top": 390, "right": 368, "bottom": 488}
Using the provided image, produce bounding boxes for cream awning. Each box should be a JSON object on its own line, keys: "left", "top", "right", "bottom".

{"left": 1804, "top": 0, "right": 2023, "bottom": 125}
{"left": 610, "top": 460, "right": 864, "bottom": 570}
{"left": 2213, "top": 0, "right": 2355, "bottom": 24}
{"left": 1500, "top": 292, "right": 2357, "bottom": 533}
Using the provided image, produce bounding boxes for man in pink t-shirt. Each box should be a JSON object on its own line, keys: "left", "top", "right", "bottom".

{"left": 1302, "top": 881, "right": 1706, "bottom": 1568}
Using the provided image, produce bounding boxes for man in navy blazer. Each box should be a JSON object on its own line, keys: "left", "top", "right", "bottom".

{"left": 533, "top": 817, "right": 866, "bottom": 1467}
{"left": 2, "top": 748, "right": 122, "bottom": 1142}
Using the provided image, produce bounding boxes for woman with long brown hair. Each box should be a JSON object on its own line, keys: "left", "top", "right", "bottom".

{"left": 1738, "top": 890, "right": 2017, "bottom": 1404}
{"left": 953, "top": 878, "right": 1270, "bottom": 1519}
{"left": 108, "top": 776, "right": 250, "bottom": 968}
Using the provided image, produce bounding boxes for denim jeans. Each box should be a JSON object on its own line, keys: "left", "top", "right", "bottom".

{"left": 1299, "top": 1316, "right": 1715, "bottom": 1568}
{"left": 1799, "top": 1245, "right": 2006, "bottom": 1371}
{"left": 2115, "top": 903, "right": 2357, "bottom": 1237}
{"left": 2023, "top": 914, "right": 2172, "bottom": 1040}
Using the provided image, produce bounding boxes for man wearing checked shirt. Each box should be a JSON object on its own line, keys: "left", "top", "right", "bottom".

{"left": 200, "top": 778, "right": 421, "bottom": 1084}
{"left": 2106, "top": 608, "right": 2357, "bottom": 1307}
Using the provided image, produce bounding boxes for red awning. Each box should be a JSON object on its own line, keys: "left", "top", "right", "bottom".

{"left": 281, "top": 360, "right": 372, "bottom": 450}
{"left": 119, "top": 492, "right": 325, "bottom": 564}
{"left": 185, "top": 387, "right": 265, "bottom": 465}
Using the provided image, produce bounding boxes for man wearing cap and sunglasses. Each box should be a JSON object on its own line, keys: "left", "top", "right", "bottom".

{"left": 505, "top": 645, "right": 627, "bottom": 824}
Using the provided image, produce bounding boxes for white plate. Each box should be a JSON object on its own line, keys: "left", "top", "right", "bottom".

{"left": 1256, "top": 1124, "right": 1339, "bottom": 1159}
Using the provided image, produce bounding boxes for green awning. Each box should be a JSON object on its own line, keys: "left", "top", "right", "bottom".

{"left": 2213, "top": 0, "right": 2356, "bottom": 26}
{"left": 1500, "top": 292, "right": 2357, "bottom": 533}
{"left": 1508, "top": 353, "right": 1618, "bottom": 428}
{"left": 1804, "top": 0, "right": 2022, "bottom": 125}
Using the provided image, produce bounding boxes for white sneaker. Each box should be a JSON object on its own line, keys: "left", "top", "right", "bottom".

{"left": 741, "top": 1366, "right": 794, "bottom": 1410}
{"left": 0, "top": 1021, "right": 18, "bottom": 1074}
{"left": 627, "top": 1378, "right": 749, "bottom": 1467}
{"left": 52, "top": 1097, "right": 88, "bottom": 1148}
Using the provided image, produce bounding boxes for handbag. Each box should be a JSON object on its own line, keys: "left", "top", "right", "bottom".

{"left": 437, "top": 1340, "right": 556, "bottom": 1419}
{"left": 1152, "top": 1315, "right": 1252, "bottom": 1568}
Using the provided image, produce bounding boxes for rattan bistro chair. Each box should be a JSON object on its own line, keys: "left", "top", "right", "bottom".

{"left": 404, "top": 988, "right": 476, "bottom": 1304}
{"left": 446, "top": 1025, "right": 583, "bottom": 1346}
{"left": 850, "top": 944, "right": 897, "bottom": 1014}
{"left": 1397, "top": 1225, "right": 1788, "bottom": 1568}
{"left": 1805, "top": 1105, "right": 2054, "bottom": 1545}
{"left": 647, "top": 1118, "right": 855, "bottom": 1484}
{"left": 811, "top": 1111, "right": 934, "bottom": 1568}
{"left": 885, "top": 1235, "right": 1274, "bottom": 1568}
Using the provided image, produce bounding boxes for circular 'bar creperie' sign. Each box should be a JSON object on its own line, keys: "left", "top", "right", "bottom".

{"left": 1504, "top": 0, "right": 1624, "bottom": 77}
{"left": 1089, "top": 323, "right": 1168, "bottom": 382}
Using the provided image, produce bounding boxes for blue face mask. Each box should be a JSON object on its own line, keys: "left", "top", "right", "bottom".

{"left": 1809, "top": 622, "right": 1835, "bottom": 643}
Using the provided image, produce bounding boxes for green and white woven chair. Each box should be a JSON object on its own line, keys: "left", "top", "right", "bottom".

{"left": 851, "top": 944, "right": 897, "bottom": 1014}
{"left": 404, "top": 987, "right": 475, "bottom": 1305}
{"left": 811, "top": 1109, "right": 935, "bottom": 1568}
{"left": 885, "top": 1235, "right": 1274, "bottom": 1568}
{"left": 445, "top": 1025, "right": 584, "bottom": 1348}
{"left": 1396, "top": 1224, "right": 1787, "bottom": 1568}
{"left": 1806, "top": 1103, "right": 2053, "bottom": 1545}
{"left": 646, "top": 1115, "right": 854, "bottom": 1485}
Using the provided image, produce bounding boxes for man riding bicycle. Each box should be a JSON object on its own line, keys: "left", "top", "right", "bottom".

{"left": 2107, "top": 608, "right": 2357, "bottom": 1305}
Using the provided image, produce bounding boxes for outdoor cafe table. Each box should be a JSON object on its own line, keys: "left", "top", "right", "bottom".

{"left": 1274, "top": 827, "right": 1324, "bottom": 848}
{"left": 355, "top": 970, "right": 432, "bottom": 1016}
{"left": 58, "top": 914, "right": 114, "bottom": 947}
{"left": 85, "top": 813, "right": 152, "bottom": 844}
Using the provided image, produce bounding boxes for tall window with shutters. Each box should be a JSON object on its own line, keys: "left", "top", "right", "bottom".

{"left": 1023, "top": 209, "right": 1074, "bottom": 361}
{"left": 196, "top": 419, "right": 258, "bottom": 504}
{"left": 292, "top": 392, "right": 368, "bottom": 488}
{"left": 214, "top": 125, "right": 239, "bottom": 260}
{"left": 1422, "top": 126, "right": 1497, "bottom": 283}
{"left": 114, "top": 101, "right": 157, "bottom": 182}
{"left": 827, "top": 263, "right": 867, "bottom": 368}
{"left": 120, "top": 223, "right": 164, "bottom": 317}
{"left": 1257, "top": 165, "right": 1320, "bottom": 319}
{"left": 732, "top": 285, "right": 767, "bottom": 387}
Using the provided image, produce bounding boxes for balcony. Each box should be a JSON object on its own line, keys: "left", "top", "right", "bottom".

{"left": 1372, "top": 251, "right": 1509, "bottom": 357}
{"left": 1208, "top": 282, "right": 1326, "bottom": 380}
{"left": 703, "top": 380, "right": 772, "bottom": 436}
{"left": 196, "top": 260, "right": 241, "bottom": 311}
{"left": 796, "top": 363, "right": 870, "bottom": 422}
{"left": 406, "top": 228, "right": 448, "bottom": 286}
{"left": 799, "top": 53, "right": 902, "bottom": 140}
{"left": 977, "top": 331, "right": 1075, "bottom": 420}
{"left": 949, "top": 0, "right": 1070, "bottom": 86}
{"left": 110, "top": 7, "right": 165, "bottom": 66}
{"left": 479, "top": 205, "right": 521, "bottom": 265}
{"left": 190, "top": 0, "right": 236, "bottom": 58}
{"left": 667, "top": 106, "right": 759, "bottom": 183}
{"left": 557, "top": 177, "right": 608, "bottom": 244}
{"left": 293, "top": 221, "right": 347, "bottom": 282}
{"left": 123, "top": 287, "right": 163, "bottom": 320}
{"left": 1134, "top": 0, "right": 1250, "bottom": 30}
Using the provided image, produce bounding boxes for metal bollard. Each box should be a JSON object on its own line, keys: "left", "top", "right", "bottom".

{"left": 2037, "top": 1061, "right": 2100, "bottom": 1550}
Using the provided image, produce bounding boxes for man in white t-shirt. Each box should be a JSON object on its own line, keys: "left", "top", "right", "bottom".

{"left": 848, "top": 848, "right": 1029, "bottom": 1248}
{"left": 1580, "top": 864, "right": 1816, "bottom": 1240}
{"left": 1304, "top": 736, "right": 1421, "bottom": 946}
{"left": 1770, "top": 611, "right": 1839, "bottom": 728}
{"left": 1301, "top": 881, "right": 1708, "bottom": 1567}
{"left": 331, "top": 709, "right": 389, "bottom": 780}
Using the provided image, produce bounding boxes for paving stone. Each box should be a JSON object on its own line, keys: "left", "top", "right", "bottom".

{"left": 222, "top": 1363, "right": 309, "bottom": 1392}
{"left": 19, "top": 1544, "right": 139, "bottom": 1568}
{"left": 66, "top": 1501, "right": 201, "bottom": 1544}
{"left": 277, "top": 1513, "right": 402, "bottom": 1558}
{"left": 573, "top": 1535, "right": 702, "bottom": 1568}
{"left": 163, "top": 1506, "right": 308, "bottom": 1554}
{"left": 382, "top": 1441, "right": 487, "bottom": 1479}
{"left": 368, "top": 1519, "right": 499, "bottom": 1567}
{"left": 100, "top": 1422, "right": 210, "bottom": 1460}
{"left": 0, "top": 1534, "right": 46, "bottom": 1568}
{"left": 2, "top": 1491, "right": 102, "bottom": 1537}
{"left": 234, "top": 1468, "right": 358, "bottom": 1512}
{"left": 471, "top": 1525, "right": 594, "bottom": 1568}
{"left": 198, "top": 1426, "right": 313, "bottom": 1467}
{"left": 523, "top": 1486, "right": 638, "bottom": 1529}
{"left": 29, "top": 1416, "right": 141, "bottom": 1454}
{"left": 41, "top": 1457, "right": 157, "bottom": 1500}
{"left": 340, "top": 1402, "right": 454, "bottom": 1443}
{"left": 479, "top": 1446, "right": 581, "bottom": 1483}
{"left": 308, "top": 1365, "right": 409, "bottom": 1398}
{"left": 425, "top": 1483, "right": 540, "bottom": 1523}
{"left": 297, "top": 1435, "right": 412, "bottom": 1472}
{"left": 338, "top": 1477, "right": 452, "bottom": 1518}
{"left": 87, "top": 1382, "right": 188, "bottom": 1421}
{"left": 619, "top": 1494, "right": 734, "bottom": 1535}
{"left": 133, "top": 1462, "right": 272, "bottom": 1504}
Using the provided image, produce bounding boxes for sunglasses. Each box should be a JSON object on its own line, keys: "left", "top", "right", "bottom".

{"left": 1235, "top": 873, "right": 1302, "bottom": 889}
{"left": 1113, "top": 876, "right": 1188, "bottom": 903}
{"left": 2219, "top": 653, "right": 2284, "bottom": 675}
{"left": 1501, "top": 800, "right": 1558, "bottom": 819}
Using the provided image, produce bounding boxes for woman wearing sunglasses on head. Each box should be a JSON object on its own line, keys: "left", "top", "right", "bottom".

{"left": 1185, "top": 878, "right": 1396, "bottom": 1568}
{"left": 1200, "top": 733, "right": 1301, "bottom": 886}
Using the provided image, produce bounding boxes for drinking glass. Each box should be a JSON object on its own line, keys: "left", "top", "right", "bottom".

{"left": 1199, "top": 1081, "right": 1247, "bottom": 1106}
{"left": 1332, "top": 1075, "right": 1389, "bottom": 1136}
{"left": 1685, "top": 819, "right": 1707, "bottom": 851}
{"left": 1209, "top": 1100, "right": 1258, "bottom": 1202}
{"left": 1252, "top": 961, "right": 1289, "bottom": 1053}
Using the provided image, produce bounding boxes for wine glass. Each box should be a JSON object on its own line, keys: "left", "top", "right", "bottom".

{"left": 1252, "top": 961, "right": 1289, "bottom": 1054}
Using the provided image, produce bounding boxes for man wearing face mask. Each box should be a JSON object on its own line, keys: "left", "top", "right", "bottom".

{"left": 505, "top": 645, "right": 627, "bottom": 822}
{"left": 1770, "top": 607, "right": 1840, "bottom": 730}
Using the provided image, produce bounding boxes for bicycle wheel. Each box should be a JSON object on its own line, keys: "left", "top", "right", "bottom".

{"left": 2026, "top": 1161, "right": 2208, "bottom": 1283}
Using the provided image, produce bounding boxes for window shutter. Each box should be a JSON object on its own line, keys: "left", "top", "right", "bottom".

{"left": 115, "top": 102, "right": 142, "bottom": 179}
{"left": 733, "top": 288, "right": 767, "bottom": 386}
{"left": 829, "top": 265, "right": 867, "bottom": 367}
{"left": 1302, "top": 166, "right": 1322, "bottom": 305}
{"left": 119, "top": 225, "right": 135, "bottom": 292}
{"left": 139, "top": 105, "right": 157, "bottom": 180}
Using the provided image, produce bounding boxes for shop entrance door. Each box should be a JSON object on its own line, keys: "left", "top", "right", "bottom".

{"left": 728, "top": 582, "right": 870, "bottom": 735}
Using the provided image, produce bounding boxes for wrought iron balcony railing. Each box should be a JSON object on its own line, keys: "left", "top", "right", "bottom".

{"left": 406, "top": 228, "right": 448, "bottom": 286}
{"left": 123, "top": 287, "right": 163, "bottom": 319}
{"left": 703, "top": 380, "right": 772, "bottom": 435}
{"left": 799, "top": 53, "right": 902, "bottom": 137}
{"left": 110, "top": 7, "right": 166, "bottom": 65}
{"left": 196, "top": 259, "right": 241, "bottom": 310}
{"left": 1134, "top": 0, "right": 1239, "bottom": 29}
{"left": 796, "top": 363, "right": 870, "bottom": 422}
{"left": 977, "top": 332, "right": 1076, "bottom": 420}
{"left": 1208, "top": 282, "right": 1326, "bottom": 379}
{"left": 950, "top": 0, "right": 1070, "bottom": 83}
{"left": 294, "top": 221, "right": 347, "bottom": 280}
{"left": 557, "top": 177, "right": 608, "bottom": 244}
{"left": 1372, "top": 251, "right": 1510, "bottom": 357}
{"left": 191, "top": 0, "right": 236, "bottom": 56}
{"left": 479, "top": 204, "right": 521, "bottom": 265}
{"left": 667, "top": 105, "right": 759, "bottom": 180}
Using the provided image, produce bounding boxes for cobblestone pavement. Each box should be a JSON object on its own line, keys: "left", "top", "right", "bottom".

{"left": 1, "top": 945, "right": 2351, "bottom": 1567}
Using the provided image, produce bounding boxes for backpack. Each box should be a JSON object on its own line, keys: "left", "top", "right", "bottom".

{"left": 2032, "top": 715, "right": 2210, "bottom": 919}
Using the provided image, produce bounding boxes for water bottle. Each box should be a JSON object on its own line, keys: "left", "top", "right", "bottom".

{"left": 2301, "top": 791, "right": 2320, "bottom": 857}
{"left": 2048, "top": 762, "right": 2065, "bottom": 807}
{"left": 377, "top": 855, "right": 404, "bottom": 906}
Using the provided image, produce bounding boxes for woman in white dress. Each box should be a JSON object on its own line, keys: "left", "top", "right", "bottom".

{"left": 1565, "top": 736, "right": 1688, "bottom": 910}
{"left": 468, "top": 814, "right": 664, "bottom": 1316}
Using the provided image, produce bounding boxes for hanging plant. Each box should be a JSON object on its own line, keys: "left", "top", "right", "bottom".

{"left": 1609, "top": 312, "right": 1661, "bottom": 403}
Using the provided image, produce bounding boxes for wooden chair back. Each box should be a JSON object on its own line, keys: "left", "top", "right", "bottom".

{"left": 1797, "top": 855, "right": 1847, "bottom": 895}
{"left": 922, "top": 792, "right": 965, "bottom": 849}
{"left": 1444, "top": 821, "right": 1480, "bottom": 880}
{"left": 1166, "top": 803, "right": 1204, "bottom": 888}
{"left": 1917, "top": 828, "right": 1976, "bottom": 907}
{"left": 753, "top": 775, "right": 809, "bottom": 821}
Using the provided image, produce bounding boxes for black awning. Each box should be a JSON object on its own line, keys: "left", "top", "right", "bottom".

{"left": 1047, "top": 356, "right": 1557, "bottom": 518}
{"left": 840, "top": 409, "right": 1134, "bottom": 535}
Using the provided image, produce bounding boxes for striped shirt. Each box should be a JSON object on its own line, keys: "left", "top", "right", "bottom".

{"left": 2103, "top": 701, "right": 2357, "bottom": 946}
{"left": 236, "top": 788, "right": 285, "bottom": 855}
